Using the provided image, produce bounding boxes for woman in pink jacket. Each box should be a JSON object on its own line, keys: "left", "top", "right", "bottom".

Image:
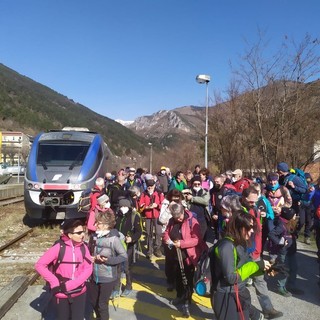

{"left": 35, "top": 219, "right": 92, "bottom": 320}
{"left": 163, "top": 202, "right": 207, "bottom": 318}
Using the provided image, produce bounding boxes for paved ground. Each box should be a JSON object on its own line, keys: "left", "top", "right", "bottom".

{"left": 3, "top": 239, "right": 320, "bottom": 320}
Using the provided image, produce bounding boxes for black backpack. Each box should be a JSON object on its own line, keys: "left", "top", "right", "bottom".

{"left": 51, "top": 238, "right": 90, "bottom": 274}
{"left": 49, "top": 239, "right": 91, "bottom": 296}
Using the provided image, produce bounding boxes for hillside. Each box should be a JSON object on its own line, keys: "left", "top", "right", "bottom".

{"left": 0, "top": 63, "right": 147, "bottom": 158}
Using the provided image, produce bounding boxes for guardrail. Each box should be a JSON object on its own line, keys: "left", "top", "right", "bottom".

{"left": 0, "top": 183, "right": 24, "bottom": 200}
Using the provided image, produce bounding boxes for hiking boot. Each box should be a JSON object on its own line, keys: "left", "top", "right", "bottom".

{"left": 246, "top": 277, "right": 253, "bottom": 287}
{"left": 170, "top": 296, "right": 184, "bottom": 306}
{"left": 121, "top": 289, "right": 132, "bottom": 297}
{"left": 263, "top": 308, "right": 283, "bottom": 319}
{"left": 278, "top": 287, "right": 292, "bottom": 297}
{"left": 154, "top": 249, "right": 163, "bottom": 258}
{"left": 167, "top": 284, "right": 174, "bottom": 292}
{"left": 182, "top": 303, "right": 190, "bottom": 318}
{"left": 304, "top": 237, "right": 311, "bottom": 245}
{"left": 110, "top": 290, "right": 120, "bottom": 300}
{"left": 146, "top": 253, "right": 153, "bottom": 260}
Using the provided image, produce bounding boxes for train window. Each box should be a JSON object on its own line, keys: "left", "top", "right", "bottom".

{"left": 37, "top": 143, "right": 90, "bottom": 166}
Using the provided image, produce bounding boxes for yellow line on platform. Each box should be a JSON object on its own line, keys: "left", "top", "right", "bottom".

{"left": 111, "top": 296, "right": 210, "bottom": 320}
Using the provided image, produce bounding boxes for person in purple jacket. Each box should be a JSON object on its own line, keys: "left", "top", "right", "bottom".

{"left": 35, "top": 219, "right": 93, "bottom": 320}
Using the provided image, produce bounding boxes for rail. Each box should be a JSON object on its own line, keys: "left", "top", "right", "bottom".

{"left": 0, "top": 229, "right": 33, "bottom": 253}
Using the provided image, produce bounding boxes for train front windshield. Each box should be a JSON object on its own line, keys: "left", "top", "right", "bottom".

{"left": 37, "top": 142, "right": 90, "bottom": 167}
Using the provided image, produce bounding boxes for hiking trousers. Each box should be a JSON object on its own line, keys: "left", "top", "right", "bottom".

{"left": 145, "top": 218, "right": 162, "bottom": 256}
{"left": 55, "top": 291, "right": 86, "bottom": 320}
{"left": 88, "top": 280, "right": 116, "bottom": 320}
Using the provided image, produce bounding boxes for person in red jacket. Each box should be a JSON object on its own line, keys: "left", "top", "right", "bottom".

{"left": 90, "top": 177, "right": 106, "bottom": 211}
{"left": 139, "top": 179, "right": 165, "bottom": 258}
{"left": 35, "top": 220, "right": 93, "bottom": 320}
{"left": 232, "top": 169, "right": 252, "bottom": 194}
{"left": 163, "top": 202, "right": 207, "bottom": 318}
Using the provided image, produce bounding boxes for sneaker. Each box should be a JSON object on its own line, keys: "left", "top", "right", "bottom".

{"left": 278, "top": 287, "right": 292, "bottom": 297}
{"left": 304, "top": 237, "right": 311, "bottom": 245}
{"left": 287, "top": 287, "right": 304, "bottom": 295}
{"left": 110, "top": 290, "right": 120, "bottom": 300}
{"left": 170, "top": 296, "right": 184, "bottom": 306}
{"left": 263, "top": 308, "right": 283, "bottom": 319}
{"left": 121, "top": 289, "right": 132, "bottom": 297}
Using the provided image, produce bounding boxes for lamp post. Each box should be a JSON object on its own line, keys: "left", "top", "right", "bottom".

{"left": 196, "top": 74, "right": 211, "bottom": 168}
{"left": 148, "top": 142, "right": 153, "bottom": 174}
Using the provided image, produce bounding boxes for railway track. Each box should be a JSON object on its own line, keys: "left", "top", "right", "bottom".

{"left": 0, "top": 199, "right": 60, "bottom": 319}
{"left": 0, "top": 196, "right": 24, "bottom": 207}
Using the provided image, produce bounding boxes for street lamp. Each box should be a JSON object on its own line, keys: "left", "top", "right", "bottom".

{"left": 196, "top": 74, "right": 211, "bottom": 168}
{"left": 148, "top": 142, "right": 153, "bottom": 174}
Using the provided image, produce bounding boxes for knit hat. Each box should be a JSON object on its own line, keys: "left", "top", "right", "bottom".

{"left": 97, "top": 194, "right": 109, "bottom": 205}
{"left": 277, "top": 162, "right": 289, "bottom": 172}
{"left": 191, "top": 176, "right": 201, "bottom": 184}
{"left": 161, "top": 166, "right": 166, "bottom": 170}
{"left": 304, "top": 172, "right": 312, "bottom": 181}
{"left": 267, "top": 172, "right": 279, "bottom": 181}
{"left": 281, "top": 207, "right": 295, "bottom": 220}
{"left": 118, "top": 198, "right": 131, "bottom": 208}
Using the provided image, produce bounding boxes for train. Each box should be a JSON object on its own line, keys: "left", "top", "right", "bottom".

{"left": 24, "top": 128, "right": 110, "bottom": 220}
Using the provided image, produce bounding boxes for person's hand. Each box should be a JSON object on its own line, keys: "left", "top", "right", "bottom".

{"left": 212, "top": 214, "right": 218, "bottom": 220}
{"left": 173, "top": 240, "right": 181, "bottom": 248}
{"left": 260, "top": 211, "right": 266, "bottom": 218}
{"left": 273, "top": 206, "right": 281, "bottom": 214}
{"left": 95, "top": 254, "right": 108, "bottom": 263}
{"left": 288, "top": 181, "right": 295, "bottom": 188}
{"left": 263, "top": 260, "right": 271, "bottom": 271}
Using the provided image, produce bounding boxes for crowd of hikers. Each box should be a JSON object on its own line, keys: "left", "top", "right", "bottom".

{"left": 35, "top": 162, "right": 320, "bottom": 320}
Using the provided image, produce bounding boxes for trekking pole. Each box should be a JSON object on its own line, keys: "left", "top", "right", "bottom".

{"left": 176, "top": 247, "right": 188, "bottom": 288}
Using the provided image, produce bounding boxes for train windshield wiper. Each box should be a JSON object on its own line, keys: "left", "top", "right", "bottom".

{"left": 69, "top": 160, "right": 81, "bottom": 170}
{"left": 41, "top": 162, "right": 48, "bottom": 170}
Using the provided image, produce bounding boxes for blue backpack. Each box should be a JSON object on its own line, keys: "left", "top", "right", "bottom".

{"left": 285, "top": 168, "right": 308, "bottom": 201}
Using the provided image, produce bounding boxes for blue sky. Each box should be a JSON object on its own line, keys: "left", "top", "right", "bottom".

{"left": 0, "top": 0, "right": 319, "bottom": 121}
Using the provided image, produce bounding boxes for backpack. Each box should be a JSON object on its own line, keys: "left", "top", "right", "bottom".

{"left": 51, "top": 238, "right": 90, "bottom": 274}
{"left": 194, "top": 248, "right": 212, "bottom": 296}
{"left": 285, "top": 168, "right": 308, "bottom": 201}
{"left": 209, "top": 238, "right": 237, "bottom": 292}
{"left": 78, "top": 189, "right": 92, "bottom": 213}
{"left": 223, "top": 184, "right": 239, "bottom": 196}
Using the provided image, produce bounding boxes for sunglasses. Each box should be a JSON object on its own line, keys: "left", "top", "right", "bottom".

{"left": 72, "top": 230, "right": 85, "bottom": 235}
{"left": 193, "top": 183, "right": 201, "bottom": 186}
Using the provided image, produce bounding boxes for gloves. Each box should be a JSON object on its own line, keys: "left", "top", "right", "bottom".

{"left": 51, "top": 281, "right": 67, "bottom": 295}
{"left": 50, "top": 286, "right": 62, "bottom": 295}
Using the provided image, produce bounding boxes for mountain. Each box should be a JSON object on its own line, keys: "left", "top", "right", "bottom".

{"left": 128, "top": 107, "right": 206, "bottom": 149}
{"left": 0, "top": 63, "right": 147, "bottom": 159}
